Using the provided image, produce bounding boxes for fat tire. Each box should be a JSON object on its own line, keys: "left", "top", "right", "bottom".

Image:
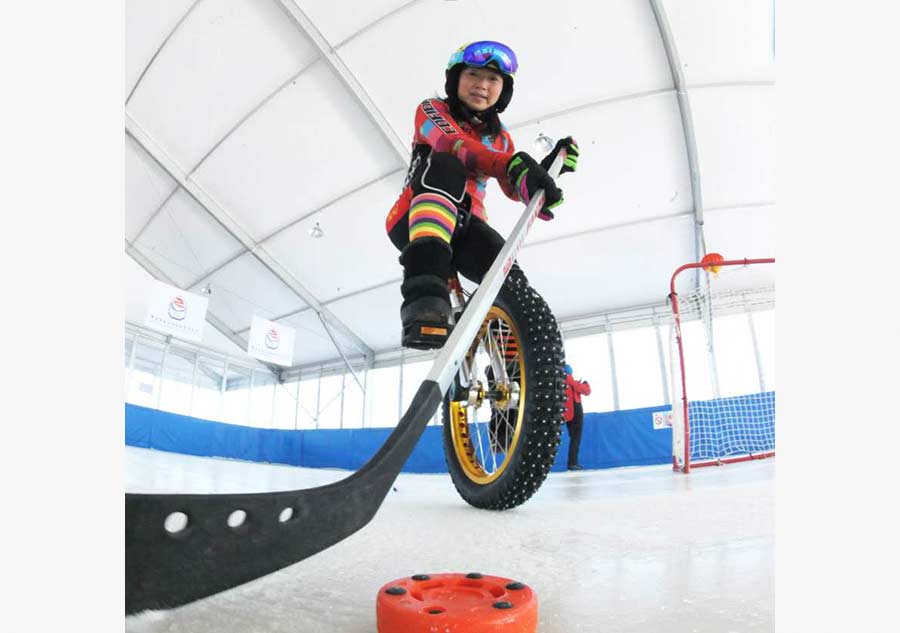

{"left": 442, "top": 274, "right": 566, "bottom": 510}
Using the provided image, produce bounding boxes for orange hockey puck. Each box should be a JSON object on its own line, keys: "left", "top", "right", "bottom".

{"left": 376, "top": 572, "right": 538, "bottom": 633}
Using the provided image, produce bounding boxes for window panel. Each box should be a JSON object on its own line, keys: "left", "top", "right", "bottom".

{"left": 248, "top": 370, "right": 275, "bottom": 428}
{"left": 193, "top": 356, "right": 225, "bottom": 422}
{"left": 401, "top": 359, "right": 440, "bottom": 426}
{"left": 366, "top": 365, "right": 400, "bottom": 428}
{"left": 127, "top": 337, "right": 164, "bottom": 407}
{"left": 297, "top": 375, "right": 319, "bottom": 430}
{"left": 158, "top": 347, "right": 195, "bottom": 416}
{"left": 612, "top": 327, "right": 665, "bottom": 410}
{"left": 562, "top": 332, "right": 614, "bottom": 413}
{"left": 273, "top": 380, "right": 299, "bottom": 430}
{"left": 752, "top": 309, "right": 776, "bottom": 390}
{"left": 656, "top": 322, "right": 673, "bottom": 405}
{"left": 317, "top": 374, "right": 344, "bottom": 429}
{"left": 222, "top": 365, "right": 251, "bottom": 425}
{"left": 712, "top": 312, "right": 760, "bottom": 397}
{"left": 124, "top": 335, "right": 134, "bottom": 397}
{"left": 341, "top": 372, "right": 366, "bottom": 429}
{"left": 400, "top": 360, "right": 430, "bottom": 412}
{"left": 678, "top": 319, "right": 715, "bottom": 402}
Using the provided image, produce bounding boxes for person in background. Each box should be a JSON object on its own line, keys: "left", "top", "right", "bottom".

{"left": 563, "top": 364, "right": 591, "bottom": 470}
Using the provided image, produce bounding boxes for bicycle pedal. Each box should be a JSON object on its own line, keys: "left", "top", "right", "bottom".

{"left": 402, "top": 321, "right": 451, "bottom": 350}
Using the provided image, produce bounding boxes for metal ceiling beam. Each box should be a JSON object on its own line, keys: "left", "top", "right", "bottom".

{"left": 126, "top": 0, "right": 409, "bottom": 248}
{"left": 234, "top": 278, "right": 401, "bottom": 335}
{"left": 525, "top": 200, "right": 775, "bottom": 250}
{"left": 648, "top": 0, "right": 707, "bottom": 284}
{"left": 182, "top": 168, "right": 403, "bottom": 290}
{"left": 239, "top": 199, "right": 767, "bottom": 336}
{"left": 526, "top": 210, "right": 693, "bottom": 249}
{"left": 125, "top": 240, "right": 282, "bottom": 379}
{"left": 125, "top": 0, "right": 202, "bottom": 106}
{"left": 135, "top": 71, "right": 767, "bottom": 298}
{"left": 129, "top": 58, "right": 320, "bottom": 245}
{"left": 276, "top": 0, "right": 409, "bottom": 164}
{"left": 689, "top": 80, "right": 775, "bottom": 91}
{"left": 510, "top": 87, "right": 675, "bottom": 131}
{"left": 127, "top": 319, "right": 239, "bottom": 389}
{"left": 124, "top": 115, "right": 374, "bottom": 367}
{"left": 333, "top": 0, "right": 422, "bottom": 48}
{"left": 507, "top": 80, "right": 771, "bottom": 133}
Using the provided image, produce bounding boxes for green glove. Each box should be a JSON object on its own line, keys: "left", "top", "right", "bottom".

{"left": 507, "top": 152, "right": 564, "bottom": 221}
{"left": 540, "top": 136, "right": 579, "bottom": 175}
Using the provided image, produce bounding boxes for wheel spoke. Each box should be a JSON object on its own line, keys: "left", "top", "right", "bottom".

{"left": 449, "top": 304, "right": 533, "bottom": 482}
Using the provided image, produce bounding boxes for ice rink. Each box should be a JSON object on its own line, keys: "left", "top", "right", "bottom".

{"left": 125, "top": 446, "right": 774, "bottom": 632}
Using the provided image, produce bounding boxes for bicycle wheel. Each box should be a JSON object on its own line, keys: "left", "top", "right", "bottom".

{"left": 442, "top": 273, "right": 566, "bottom": 509}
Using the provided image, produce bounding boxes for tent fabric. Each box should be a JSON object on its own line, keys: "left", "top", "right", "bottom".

{"left": 124, "top": 0, "right": 776, "bottom": 367}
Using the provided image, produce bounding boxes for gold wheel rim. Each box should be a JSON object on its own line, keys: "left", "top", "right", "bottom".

{"left": 450, "top": 306, "right": 526, "bottom": 484}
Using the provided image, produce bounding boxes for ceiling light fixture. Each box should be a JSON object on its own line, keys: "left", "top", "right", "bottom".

{"left": 533, "top": 132, "right": 555, "bottom": 155}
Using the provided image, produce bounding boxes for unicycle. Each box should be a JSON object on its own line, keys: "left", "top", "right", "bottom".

{"left": 441, "top": 269, "right": 566, "bottom": 510}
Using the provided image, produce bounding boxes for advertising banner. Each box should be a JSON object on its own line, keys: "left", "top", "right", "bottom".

{"left": 144, "top": 280, "right": 208, "bottom": 343}
{"left": 248, "top": 316, "right": 295, "bottom": 367}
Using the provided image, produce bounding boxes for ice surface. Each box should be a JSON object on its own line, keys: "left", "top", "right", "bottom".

{"left": 125, "top": 446, "right": 774, "bottom": 632}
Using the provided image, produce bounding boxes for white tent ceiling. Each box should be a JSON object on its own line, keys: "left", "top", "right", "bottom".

{"left": 124, "top": 0, "right": 775, "bottom": 373}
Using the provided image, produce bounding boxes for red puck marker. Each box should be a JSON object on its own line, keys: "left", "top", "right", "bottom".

{"left": 376, "top": 572, "right": 537, "bottom": 632}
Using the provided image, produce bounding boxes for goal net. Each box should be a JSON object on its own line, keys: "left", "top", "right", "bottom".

{"left": 668, "top": 257, "right": 776, "bottom": 473}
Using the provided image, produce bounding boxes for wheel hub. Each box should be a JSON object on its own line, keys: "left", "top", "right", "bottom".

{"left": 489, "top": 381, "right": 520, "bottom": 411}
{"left": 464, "top": 380, "right": 485, "bottom": 407}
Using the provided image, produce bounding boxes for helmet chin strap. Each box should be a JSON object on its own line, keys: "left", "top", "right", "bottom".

{"left": 447, "top": 93, "right": 497, "bottom": 128}
{"left": 464, "top": 103, "right": 496, "bottom": 123}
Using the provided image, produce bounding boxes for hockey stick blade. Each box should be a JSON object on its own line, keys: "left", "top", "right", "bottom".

{"left": 125, "top": 380, "right": 443, "bottom": 615}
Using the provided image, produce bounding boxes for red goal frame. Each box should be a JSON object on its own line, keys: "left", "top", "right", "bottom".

{"left": 669, "top": 258, "right": 776, "bottom": 473}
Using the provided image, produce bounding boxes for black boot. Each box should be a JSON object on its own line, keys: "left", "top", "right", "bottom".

{"left": 399, "top": 238, "right": 453, "bottom": 350}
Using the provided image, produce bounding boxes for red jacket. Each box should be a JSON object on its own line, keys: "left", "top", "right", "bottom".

{"left": 563, "top": 374, "right": 591, "bottom": 422}
{"left": 385, "top": 98, "right": 520, "bottom": 233}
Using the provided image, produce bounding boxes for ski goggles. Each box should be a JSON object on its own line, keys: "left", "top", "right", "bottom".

{"left": 448, "top": 41, "right": 518, "bottom": 77}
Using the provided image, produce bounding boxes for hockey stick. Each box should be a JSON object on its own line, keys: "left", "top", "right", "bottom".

{"left": 125, "top": 152, "right": 567, "bottom": 615}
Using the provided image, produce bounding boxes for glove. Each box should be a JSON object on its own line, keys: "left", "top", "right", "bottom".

{"left": 506, "top": 152, "right": 564, "bottom": 221}
{"left": 540, "top": 136, "right": 579, "bottom": 175}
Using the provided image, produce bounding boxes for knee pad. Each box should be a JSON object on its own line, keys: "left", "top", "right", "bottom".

{"left": 408, "top": 154, "right": 466, "bottom": 243}
{"left": 412, "top": 152, "right": 467, "bottom": 204}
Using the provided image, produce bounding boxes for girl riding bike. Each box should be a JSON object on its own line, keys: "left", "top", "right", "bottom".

{"left": 385, "top": 40, "right": 579, "bottom": 350}
{"left": 385, "top": 41, "right": 580, "bottom": 509}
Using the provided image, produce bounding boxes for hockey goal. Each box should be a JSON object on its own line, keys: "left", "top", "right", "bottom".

{"left": 668, "top": 257, "right": 776, "bottom": 473}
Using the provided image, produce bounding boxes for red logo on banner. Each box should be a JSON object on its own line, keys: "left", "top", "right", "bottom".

{"left": 168, "top": 296, "right": 187, "bottom": 321}
{"left": 264, "top": 328, "right": 280, "bottom": 350}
